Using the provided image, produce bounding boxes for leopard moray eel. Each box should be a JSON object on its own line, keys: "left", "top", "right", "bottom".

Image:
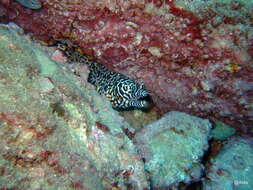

{"left": 56, "top": 42, "right": 151, "bottom": 111}
{"left": 14, "top": 0, "right": 42, "bottom": 9}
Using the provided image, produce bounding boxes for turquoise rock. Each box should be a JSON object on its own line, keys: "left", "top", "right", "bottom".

{"left": 134, "top": 111, "right": 211, "bottom": 188}
{"left": 211, "top": 121, "right": 236, "bottom": 140}
{"left": 15, "top": 0, "right": 42, "bottom": 9}
{"left": 203, "top": 137, "right": 253, "bottom": 190}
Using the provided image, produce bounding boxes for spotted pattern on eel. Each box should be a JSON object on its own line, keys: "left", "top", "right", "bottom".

{"left": 56, "top": 42, "right": 151, "bottom": 111}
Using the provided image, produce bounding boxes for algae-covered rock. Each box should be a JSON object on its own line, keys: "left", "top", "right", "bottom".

{"left": 119, "top": 109, "right": 159, "bottom": 130}
{"left": 0, "top": 25, "right": 148, "bottom": 189}
{"left": 134, "top": 111, "right": 211, "bottom": 188}
{"left": 211, "top": 120, "right": 236, "bottom": 140}
{"left": 176, "top": 0, "right": 253, "bottom": 25}
{"left": 203, "top": 137, "right": 253, "bottom": 190}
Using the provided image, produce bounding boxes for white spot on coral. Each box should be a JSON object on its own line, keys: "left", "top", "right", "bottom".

{"left": 134, "top": 32, "right": 143, "bottom": 45}
{"left": 125, "top": 21, "right": 138, "bottom": 28}
{"left": 148, "top": 46, "right": 163, "bottom": 57}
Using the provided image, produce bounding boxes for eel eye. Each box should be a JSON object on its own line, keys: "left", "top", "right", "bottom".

{"left": 57, "top": 43, "right": 66, "bottom": 50}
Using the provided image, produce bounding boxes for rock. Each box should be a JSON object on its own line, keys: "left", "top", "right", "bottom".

{"left": 134, "top": 111, "right": 211, "bottom": 188}
{"left": 211, "top": 120, "right": 236, "bottom": 140}
{"left": 0, "top": 26, "right": 148, "bottom": 189}
{"left": 203, "top": 137, "right": 253, "bottom": 190}
{"left": 148, "top": 46, "right": 163, "bottom": 57}
{"left": 200, "top": 80, "right": 214, "bottom": 92}
{"left": 119, "top": 109, "right": 159, "bottom": 130}
{"left": 1, "top": 0, "right": 252, "bottom": 132}
{"left": 15, "top": 0, "right": 42, "bottom": 9}
{"left": 37, "top": 76, "right": 55, "bottom": 93}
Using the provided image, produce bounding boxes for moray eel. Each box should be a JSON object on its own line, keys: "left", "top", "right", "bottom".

{"left": 56, "top": 42, "right": 151, "bottom": 111}
{"left": 15, "top": 0, "right": 42, "bottom": 9}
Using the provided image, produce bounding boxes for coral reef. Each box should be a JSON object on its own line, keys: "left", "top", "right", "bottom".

{"left": 203, "top": 137, "right": 253, "bottom": 190}
{"left": 0, "top": 25, "right": 149, "bottom": 189}
{"left": 1, "top": 22, "right": 252, "bottom": 190}
{"left": 134, "top": 111, "right": 211, "bottom": 188}
{"left": 0, "top": 0, "right": 252, "bottom": 132}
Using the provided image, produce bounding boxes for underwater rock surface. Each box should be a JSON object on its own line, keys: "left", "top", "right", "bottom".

{"left": 0, "top": 0, "right": 252, "bottom": 133}
{"left": 210, "top": 120, "right": 236, "bottom": 140}
{"left": 1, "top": 0, "right": 253, "bottom": 132}
{"left": 1, "top": 23, "right": 252, "bottom": 190}
{"left": 134, "top": 111, "right": 211, "bottom": 188}
{"left": 0, "top": 26, "right": 149, "bottom": 189}
{"left": 203, "top": 137, "right": 253, "bottom": 190}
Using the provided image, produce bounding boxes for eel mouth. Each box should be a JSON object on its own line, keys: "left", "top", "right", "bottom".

{"left": 138, "top": 95, "right": 153, "bottom": 110}
{"left": 138, "top": 95, "right": 151, "bottom": 102}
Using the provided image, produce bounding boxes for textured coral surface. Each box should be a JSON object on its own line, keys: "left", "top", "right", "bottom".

{"left": 134, "top": 111, "right": 211, "bottom": 188}
{"left": 0, "top": 26, "right": 149, "bottom": 189}
{"left": 203, "top": 137, "right": 253, "bottom": 190}
{"left": 0, "top": 0, "right": 252, "bottom": 132}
